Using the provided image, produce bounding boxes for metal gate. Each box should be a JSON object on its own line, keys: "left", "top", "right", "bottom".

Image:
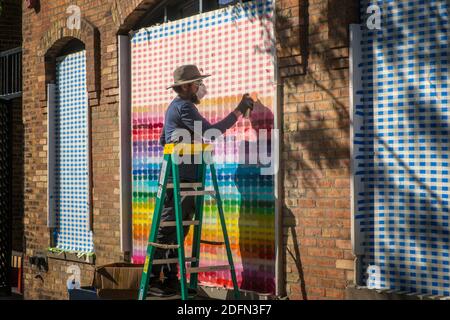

{"left": 0, "top": 102, "right": 11, "bottom": 293}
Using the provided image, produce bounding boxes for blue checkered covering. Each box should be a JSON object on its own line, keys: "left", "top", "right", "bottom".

{"left": 355, "top": 0, "right": 449, "bottom": 296}
{"left": 53, "top": 51, "right": 93, "bottom": 253}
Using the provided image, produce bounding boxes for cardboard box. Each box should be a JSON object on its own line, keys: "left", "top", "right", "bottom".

{"left": 92, "top": 263, "right": 144, "bottom": 300}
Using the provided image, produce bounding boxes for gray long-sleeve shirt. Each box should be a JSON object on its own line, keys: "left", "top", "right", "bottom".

{"left": 160, "top": 96, "right": 238, "bottom": 181}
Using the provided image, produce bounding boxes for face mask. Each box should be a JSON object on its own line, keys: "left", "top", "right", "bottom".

{"left": 196, "top": 83, "right": 207, "bottom": 100}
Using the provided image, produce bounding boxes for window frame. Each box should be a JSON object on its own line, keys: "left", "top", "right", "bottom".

{"left": 47, "top": 48, "right": 93, "bottom": 255}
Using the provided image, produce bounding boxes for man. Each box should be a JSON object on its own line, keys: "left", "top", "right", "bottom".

{"left": 148, "top": 65, "right": 254, "bottom": 297}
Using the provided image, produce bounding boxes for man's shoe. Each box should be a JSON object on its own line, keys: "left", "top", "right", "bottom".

{"left": 148, "top": 279, "right": 177, "bottom": 297}
{"left": 164, "top": 277, "right": 198, "bottom": 295}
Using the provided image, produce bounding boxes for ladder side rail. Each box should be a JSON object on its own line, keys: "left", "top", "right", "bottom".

{"left": 189, "top": 155, "right": 207, "bottom": 290}
{"left": 210, "top": 162, "right": 241, "bottom": 300}
{"left": 138, "top": 154, "right": 171, "bottom": 300}
{"left": 171, "top": 153, "right": 189, "bottom": 300}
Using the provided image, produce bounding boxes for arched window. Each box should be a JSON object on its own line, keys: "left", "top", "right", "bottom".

{"left": 48, "top": 39, "right": 93, "bottom": 254}
{"left": 56, "top": 38, "right": 85, "bottom": 56}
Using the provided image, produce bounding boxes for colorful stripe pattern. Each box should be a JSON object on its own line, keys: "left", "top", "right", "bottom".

{"left": 355, "top": 0, "right": 450, "bottom": 295}
{"left": 131, "top": 0, "right": 276, "bottom": 293}
{"left": 53, "top": 51, "right": 93, "bottom": 253}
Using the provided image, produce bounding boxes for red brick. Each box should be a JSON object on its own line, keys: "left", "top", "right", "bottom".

{"left": 336, "top": 239, "right": 352, "bottom": 249}
{"left": 299, "top": 199, "right": 316, "bottom": 208}
{"left": 300, "top": 237, "right": 318, "bottom": 247}
{"left": 307, "top": 287, "right": 326, "bottom": 297}
{"left": 325, "top": 288, "right": 345, "bottom": 299}
{"left": 334, "top": 178, "right": 350, "bottom": 188}
{"left": 17, "top": 0, "right": 357, "bottom": 301}
{"left": 304, "top": 227, "right": 322, "bottom": 237}
{"left": 335, "top": 199, "right": 350, "bottom": 209}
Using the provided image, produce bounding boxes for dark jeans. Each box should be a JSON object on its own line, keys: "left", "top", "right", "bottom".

{"left": 150, "top": 179, "right": 196, "bottom": 281}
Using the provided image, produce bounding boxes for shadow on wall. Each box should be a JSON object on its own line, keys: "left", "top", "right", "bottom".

{"left": 242, "top": 0, "right": 449, "bottom": 298}
{"left": 121, "top": 0, "right": 358, "bottom": 297}
{"left": 273, "top": 0, "right": 358, "bottom": 299}
{"left": 226, "top": 0, "right": 357, "bottom": 298}
{"left": 234, "top": 98, "right": 276, "bottom": 294}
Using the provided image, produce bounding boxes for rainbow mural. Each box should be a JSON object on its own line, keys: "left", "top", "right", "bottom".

{"left": 131, "top": 0, "right": 276, "bottom": 293}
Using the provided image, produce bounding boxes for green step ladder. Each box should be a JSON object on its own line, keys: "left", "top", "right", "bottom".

{"left": 138, "top": 143, "right": 240, "bottom": 300}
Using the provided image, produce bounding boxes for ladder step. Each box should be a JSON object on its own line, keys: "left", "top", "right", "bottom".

{"left": 200, "top": 240, "right": 225, "bottom": 246}
{"left": 167, "top": 182, "right": 203, "bottom": 189}
{"left": 153, "top": 257, "right": 197, "bottom": 265}
{"left": 148, "top": 242, "right": 179, "bottom": 250}
{"left": 186, "top": 265, "right": 231, "bottom": 274}
{"left": 160, "top": 220, "right": 200, "bottom": 227}
{"left": 180, "top": 190, "right": 215, "bottom": 197}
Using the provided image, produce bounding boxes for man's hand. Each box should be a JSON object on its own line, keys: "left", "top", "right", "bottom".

{"left": 234, "top": 94, "right": 255, "bottom": 117}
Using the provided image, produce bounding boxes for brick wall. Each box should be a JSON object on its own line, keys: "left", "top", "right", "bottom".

{"left": 20, "top": 0, "right": 359, "bottom": 299}
{"left": 277, "top": 0, "right": 359, "bottom": 299}
{"left": 22, "top": 0, "right": 122, "bottom": 300}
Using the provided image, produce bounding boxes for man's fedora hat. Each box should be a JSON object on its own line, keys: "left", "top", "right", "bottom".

{"left": 166, "top": 64, "right": 211, "bottom": 89}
